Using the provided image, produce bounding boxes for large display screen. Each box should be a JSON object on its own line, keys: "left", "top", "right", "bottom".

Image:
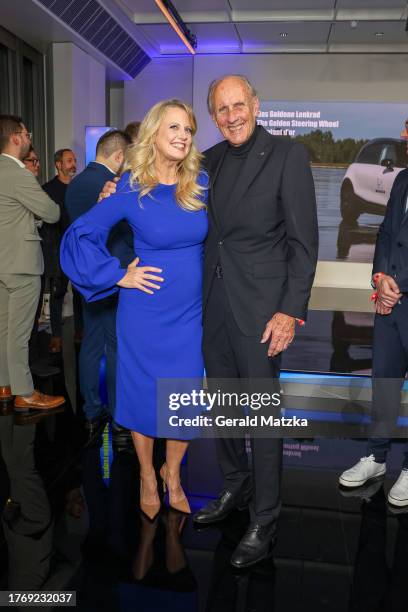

{"left": 258, "top": 101, "right": 408, "bottom": 263}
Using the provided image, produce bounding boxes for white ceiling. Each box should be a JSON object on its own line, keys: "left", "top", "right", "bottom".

{"left": 0, "top": 0, "right": 156, "bottom": 79}
{"left": 115, "top": 0, "right": 408, "bottom": 55}
{"left": 1, "top": 0, "right": 407, "bottom": 82}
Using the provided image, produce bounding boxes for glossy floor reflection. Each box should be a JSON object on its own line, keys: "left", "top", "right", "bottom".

{"left": 282, "top": 309, "right": 373, "bottom": 374}
{"left": 1, "top": 396, "right": 408, "bottom": 612}
{"left": 0, "top": 322, "right": 406, "bottom": 611}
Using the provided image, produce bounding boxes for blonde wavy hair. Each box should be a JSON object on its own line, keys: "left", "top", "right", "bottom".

{"left": 126, "top": 99, "right": 206, "bottom": 212}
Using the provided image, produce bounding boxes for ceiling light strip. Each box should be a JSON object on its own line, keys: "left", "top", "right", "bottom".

{"left": 154, "top": 0, "right": 196, "bottom": 54}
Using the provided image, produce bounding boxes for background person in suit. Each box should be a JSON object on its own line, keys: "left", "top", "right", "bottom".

{"left": 339, "top": 168, "right": 408, "bottom": 507}
{"left": 0, "top": 115, "right": 65, "bottom": 410}
{"left": 23, "top": 145, "right": 40, "bottom": 178}
{"left": 193, "top": 75, "right": 318, "bottom": 569}
{"left": 64, "top": 129, "right": 132, "bottom": 436}
{"left": 42, "top": 149, "right": 77, "bottom": 355}
{"left": 23, "top": 146, "right": 60, "bottom": 378}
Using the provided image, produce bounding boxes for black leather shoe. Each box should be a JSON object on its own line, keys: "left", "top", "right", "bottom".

{"left": 112, "top": 422, "right": 134, "bottom": 453}
{"left": 14, "top": 405, "right": 64, "bottom": 426}
{"left": 84, "top": 413, "right": 109, "bottom": 446}
{"left": 230, "top": 522, "right": 276, "bottom": 569}
{"left": 193, "top": 489, "right": 250, "bottom": 524}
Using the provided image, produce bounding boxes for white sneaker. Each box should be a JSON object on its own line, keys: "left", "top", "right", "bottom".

{"left": 339, "top": 455, "right": 386, "bottom": 488}
{"left": 388, "top": 469, "right": 408, "bottom": 507}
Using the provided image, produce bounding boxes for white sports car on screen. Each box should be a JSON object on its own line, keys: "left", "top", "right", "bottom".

{"left": 340, "top": 138, "right": 408, "bottom": 223}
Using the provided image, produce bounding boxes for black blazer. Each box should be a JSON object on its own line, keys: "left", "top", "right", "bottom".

{"left": 41, "top": 177, "right": 68, "bottom": 279}
{"left": 203, "top": 127, "right": 318, "bottom": 336}
{"left": 373, "top": 168, "right": 408, "bottom": 292}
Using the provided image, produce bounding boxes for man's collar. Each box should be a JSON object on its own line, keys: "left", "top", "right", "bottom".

{"left": 1, "top": 153, "right": 25, "bottom": 169}
{"left": 92, "top": 160, "right": 116, "bottom": 176}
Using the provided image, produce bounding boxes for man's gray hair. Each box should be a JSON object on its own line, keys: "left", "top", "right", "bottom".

{"left": 207, "top": 75, "right": 258, "bottom": 115}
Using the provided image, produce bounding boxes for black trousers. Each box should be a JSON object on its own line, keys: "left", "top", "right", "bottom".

{"left": 368, "top": 296, "right": 408, "bottom": 465}
{"left": 0, "top": 416, "right": 52, "bottom": 589}
{"left": 202, "top": 276, "right": 282, "bottom": 526}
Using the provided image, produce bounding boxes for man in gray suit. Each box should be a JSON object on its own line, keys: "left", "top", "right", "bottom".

{"left": 0, "top": 115, "right": 65, "bottom": 410}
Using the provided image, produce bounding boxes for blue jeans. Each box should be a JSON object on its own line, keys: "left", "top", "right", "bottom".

{"left": 369, "top": 438, "right": 408, "bottom": 468}
{"left": 367, "top": 297, "right": 408, "bottom": 468}
{"left": 79, "top": 295, "right": 118, "bottom": 421}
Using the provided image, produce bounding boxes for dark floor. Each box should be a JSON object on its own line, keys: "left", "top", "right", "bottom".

{"left": 0, "top": 315, "right": 406, "bottom": 612}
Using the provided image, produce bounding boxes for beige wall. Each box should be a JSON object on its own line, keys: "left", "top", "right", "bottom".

{"left": 52, "top": 42, "right": 106, "bottom": 172}
{"left": 109, "top": 82, "right": 124, "bottom": 130}
{"left": 124, "top": 56, "right": 193, "bottom": 126}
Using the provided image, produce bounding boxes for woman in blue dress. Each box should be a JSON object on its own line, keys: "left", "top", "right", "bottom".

{"left": 61, "top": 100, "right": 208, "bottom": 519}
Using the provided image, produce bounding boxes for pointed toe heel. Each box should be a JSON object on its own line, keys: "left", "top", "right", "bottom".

{"left": 140, "top": 475, "right": 161, "bottom": 521}
{"left": 160, "top": 463, "right": 191, "bottom": 515}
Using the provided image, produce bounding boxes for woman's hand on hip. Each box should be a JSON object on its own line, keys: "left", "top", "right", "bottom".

{"left": 117, "top": 257, "right": 164, "bottom": 294}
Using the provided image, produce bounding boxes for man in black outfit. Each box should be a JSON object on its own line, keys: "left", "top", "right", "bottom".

{"left": 193, "top": 75, "right": 318, "bottom": 568}
{"left": 42, "top": 148, "right": 78, "bottom": 354}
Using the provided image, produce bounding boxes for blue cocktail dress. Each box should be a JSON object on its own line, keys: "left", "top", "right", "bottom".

{"left": 60, "top": 171, "right": 208, "bottom": 437}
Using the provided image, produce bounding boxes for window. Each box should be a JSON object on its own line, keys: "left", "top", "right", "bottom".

{"left": 0, "top": 43, "right": 10, "bottom": 113}
{"left": 379, "top": 144, "right": 396, "bottom": 164}
{"left": 22, "top": 57, "right": 35, "bottom": 136}
{"left": 378, "top": 143, "right": 408, "bottom": 168}
{"left": 356, "top": 143, "right": 384, "bottom": 165}
{"left": 0, "top": 28, "right": 16, "bottom": 117}
{"left": 0, "top": 26, "right": 45, "bottom": 181}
